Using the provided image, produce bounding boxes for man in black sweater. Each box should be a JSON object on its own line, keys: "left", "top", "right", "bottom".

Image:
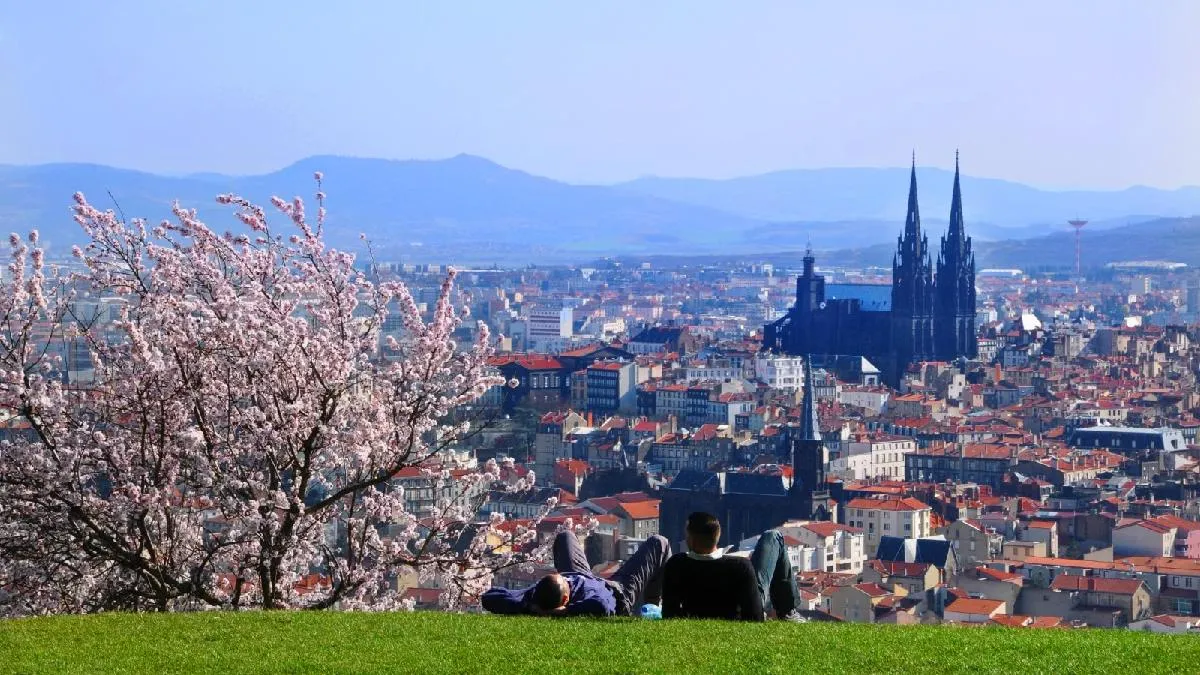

{"left": 662, "top": 512, "right": 804, "bottom": 622}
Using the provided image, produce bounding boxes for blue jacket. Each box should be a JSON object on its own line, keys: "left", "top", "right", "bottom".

{"left": 481, "top": 572, "right": 617, "bottom": 616}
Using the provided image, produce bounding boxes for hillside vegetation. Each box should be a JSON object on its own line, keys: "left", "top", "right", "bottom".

{"left": 1, "top": 611, "right": 1197, "bottom": 674}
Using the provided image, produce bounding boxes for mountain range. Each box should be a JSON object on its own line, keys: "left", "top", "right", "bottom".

{"left": 2, "top": 155, "right": 1200, "bottom": 267}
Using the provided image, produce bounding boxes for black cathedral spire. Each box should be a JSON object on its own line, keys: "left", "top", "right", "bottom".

{"left": 904, "top": 154, "right": 921, "bottom": 240}
{"left": 799, "top": 354, "right": 821, "bottom": 442}
{"left": 935, "top": 151, "right": 978, "bottom": 360}
{"left": 891, "top": 154, "right": 936, "bottom": 372}
{"left": 947, "top": 150, "right": 966, "bottom": 248}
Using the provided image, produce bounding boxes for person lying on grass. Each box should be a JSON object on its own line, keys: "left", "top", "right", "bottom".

{"left": 482, "top": 530, "right": 670, "bottom": 617}
{"left": 661, "top": 512, "right": 806, "bottom": 622}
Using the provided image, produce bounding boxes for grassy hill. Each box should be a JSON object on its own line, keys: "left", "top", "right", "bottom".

{"left": 1, "top": 611, "right": 1197, "bottom": 674}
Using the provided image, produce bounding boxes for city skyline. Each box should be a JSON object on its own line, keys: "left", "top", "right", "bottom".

{"left": 2, "top": 2, "right": 1199, "bottom": 189}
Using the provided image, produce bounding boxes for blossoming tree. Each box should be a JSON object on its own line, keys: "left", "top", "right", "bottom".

{"left": 0, "top": 177, "right": 553, "bottom": 614}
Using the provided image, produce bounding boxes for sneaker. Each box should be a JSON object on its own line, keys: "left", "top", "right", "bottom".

{"left": 779, "top": 609, "right": 808, "bottom": 623}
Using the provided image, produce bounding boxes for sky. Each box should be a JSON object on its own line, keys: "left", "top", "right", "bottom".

{"left": 2, "top": 1, "right": 1199, "bottom": 189}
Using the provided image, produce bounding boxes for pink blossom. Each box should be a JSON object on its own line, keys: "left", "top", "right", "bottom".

{"left": 0, "top": 181, "right": 524, "bottom": 616}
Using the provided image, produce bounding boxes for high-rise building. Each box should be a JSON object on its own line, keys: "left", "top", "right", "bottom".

{"left": 1187, "top": 278, "right": 1200, "bottom": 315}
{"left": 527, "top": 305, "right": 573, "bottom": 351}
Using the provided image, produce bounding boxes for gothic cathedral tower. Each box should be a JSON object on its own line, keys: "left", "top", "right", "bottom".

{"left": 890, "top": 158, "right": 936, "bottom": 374}
{"left": 935, "top": 153, "right": 978, "bottom": 359}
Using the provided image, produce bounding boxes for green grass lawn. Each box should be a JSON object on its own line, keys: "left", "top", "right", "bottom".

{"left": 1, "top": 611, "right": 1197, "bottom": 674}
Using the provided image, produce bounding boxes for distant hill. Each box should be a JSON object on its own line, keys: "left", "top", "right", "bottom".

{"left": 0, "top": 155, "right": 765, "bottom": 262}
{"left": 974, "top": 216, "right": 1200, "bottom": 270}
{"left": 619, "top": 216, "right": 1200, "bottom": 273}
{"left": 3, "top": 155, "right": 1200, "bottom": 266}
{"left": 617, "top": 168, "right": 1200, "bottom": 239}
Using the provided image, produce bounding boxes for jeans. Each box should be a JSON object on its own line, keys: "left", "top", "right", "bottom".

{"left": 750, "top": 530, "right": 800, "bottom": 616}
{"left": 554, "top": 530, "right": 671, "bottom": 614}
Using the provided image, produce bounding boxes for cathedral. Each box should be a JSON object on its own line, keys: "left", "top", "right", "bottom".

{"left": 763, "top": 155, "right": 977, "bottom": 385}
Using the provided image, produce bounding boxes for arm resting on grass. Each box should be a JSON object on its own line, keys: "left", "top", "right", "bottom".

{"left": 481, "top": 587, "right": 532, "bottom": 615}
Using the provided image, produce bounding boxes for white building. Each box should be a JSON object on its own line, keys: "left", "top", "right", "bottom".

{"left": 755, "top": 353, "right": 805, "bottom": 391}
{"left": 829, "top": 435, "right": 917, "bottom": 481}
{"left": 736, "top": 520, "right": 866, "bottom": 575}
{"left": 527, "top": 306, "right": 573, "bottom": 351}
{"left": 686, "top": 363, "right": 740, "bottom": 381}
{"left": 839, "top": 386, "right": 890, "bottom": 414}
{"left": 787, "top": 521, "right": 866, "bottom": 574}
{"left": 845, "top": 496, "right": 933, "bottom": 557}
{"left": 1113, "top": 520, "right": 1176, "bottom": 558}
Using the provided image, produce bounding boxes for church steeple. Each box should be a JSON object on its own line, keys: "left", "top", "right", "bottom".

{"left": 799, "top": 355, "right": 821, "bottom": 442}
{"left": 904, "top": 153, "right": 921, "bottom": 240}
{"left": 935, "top": 151, "right": 978, "bottom": 361}
{"left": 891, "top": 153, "right": 936, "bottom": 374}
{"left": 947, "top": 150, "right": 965, "bottom": 249}
{"left": 790, "top": 355, "right": 829, "bottom": 520}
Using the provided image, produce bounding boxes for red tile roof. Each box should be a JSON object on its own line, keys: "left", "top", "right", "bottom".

{"left": 616, "top": 500, "right": 660, "bottom": 520}
{"left": 854, "top": 583, "right": 891, "bottom": 598}
{"left": 559, "top": 343, "right": 605, "bottom": 357}
{"left": 802, "top": 522, "right": 861, "bottom": 538}
{"left": 489, "top": 354, "right": 563, "bottom": 370}
{"left": 846, "top": 496, "right": 930, "bottom": 512}
{"left": 870, "top": 560, "right": 931, "bottom": 578}
{"left": 1050, "top": 575, "right": 1143, "bottom": 595}
{"left": 1116, "top": 519, "right": 1175, "bottom": 535}
{"left": 1151, "top": 515, "right": 1200, "bottom": 533}
{"left": 974, "top": 567, "right": 1023, "bottom": 583}
{"left": 946, "top": 597, "right": 1005, "bottom": 616}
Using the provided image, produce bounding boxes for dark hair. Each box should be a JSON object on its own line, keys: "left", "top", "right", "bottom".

{"left": 686, "top": 512, "right": 721, "bottom": 550}
{"left": 532, "top": 574, "right": 566, "bottom": 611}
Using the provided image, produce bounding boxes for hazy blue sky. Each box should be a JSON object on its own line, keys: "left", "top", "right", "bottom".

{"left": 2, "top": 1, "right": 1197, "bottom": 188}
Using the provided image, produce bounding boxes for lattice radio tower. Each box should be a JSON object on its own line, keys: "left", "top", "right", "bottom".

{"left": 1068, "top": 219, "right": 1088, "bottom": 278}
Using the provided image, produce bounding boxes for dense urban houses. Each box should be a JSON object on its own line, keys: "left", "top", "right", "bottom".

{"left": 329, "top": 188, "right": 1200, "bottom": 631}
{"left": 660, "top": 365, "right": 834, "bottom": 548}
{"left": 905, "top": 443, "right": 1014, "bottom": 488}
{"left": 626, "top": 325, "right": 691, "bottom": 355}
{"left": 763, "top": 157, "right": 977, "bottom": 385}
{"left": 489, "top": 354, "right": 567, "bottom": 410}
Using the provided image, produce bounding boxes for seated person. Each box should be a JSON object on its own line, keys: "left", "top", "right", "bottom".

{"left": 662, "top": 512, "right": 804, "bottom": 622}
{"left": 482, "top": 529, "right": 670, "bottom": 617}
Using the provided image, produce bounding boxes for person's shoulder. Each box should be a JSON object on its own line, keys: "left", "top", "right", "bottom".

{"left": 665, "top": 552, "right": 692, "bottom": 567}
{"left": 719, "top": 556, "right": 756, "bottom": 574}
